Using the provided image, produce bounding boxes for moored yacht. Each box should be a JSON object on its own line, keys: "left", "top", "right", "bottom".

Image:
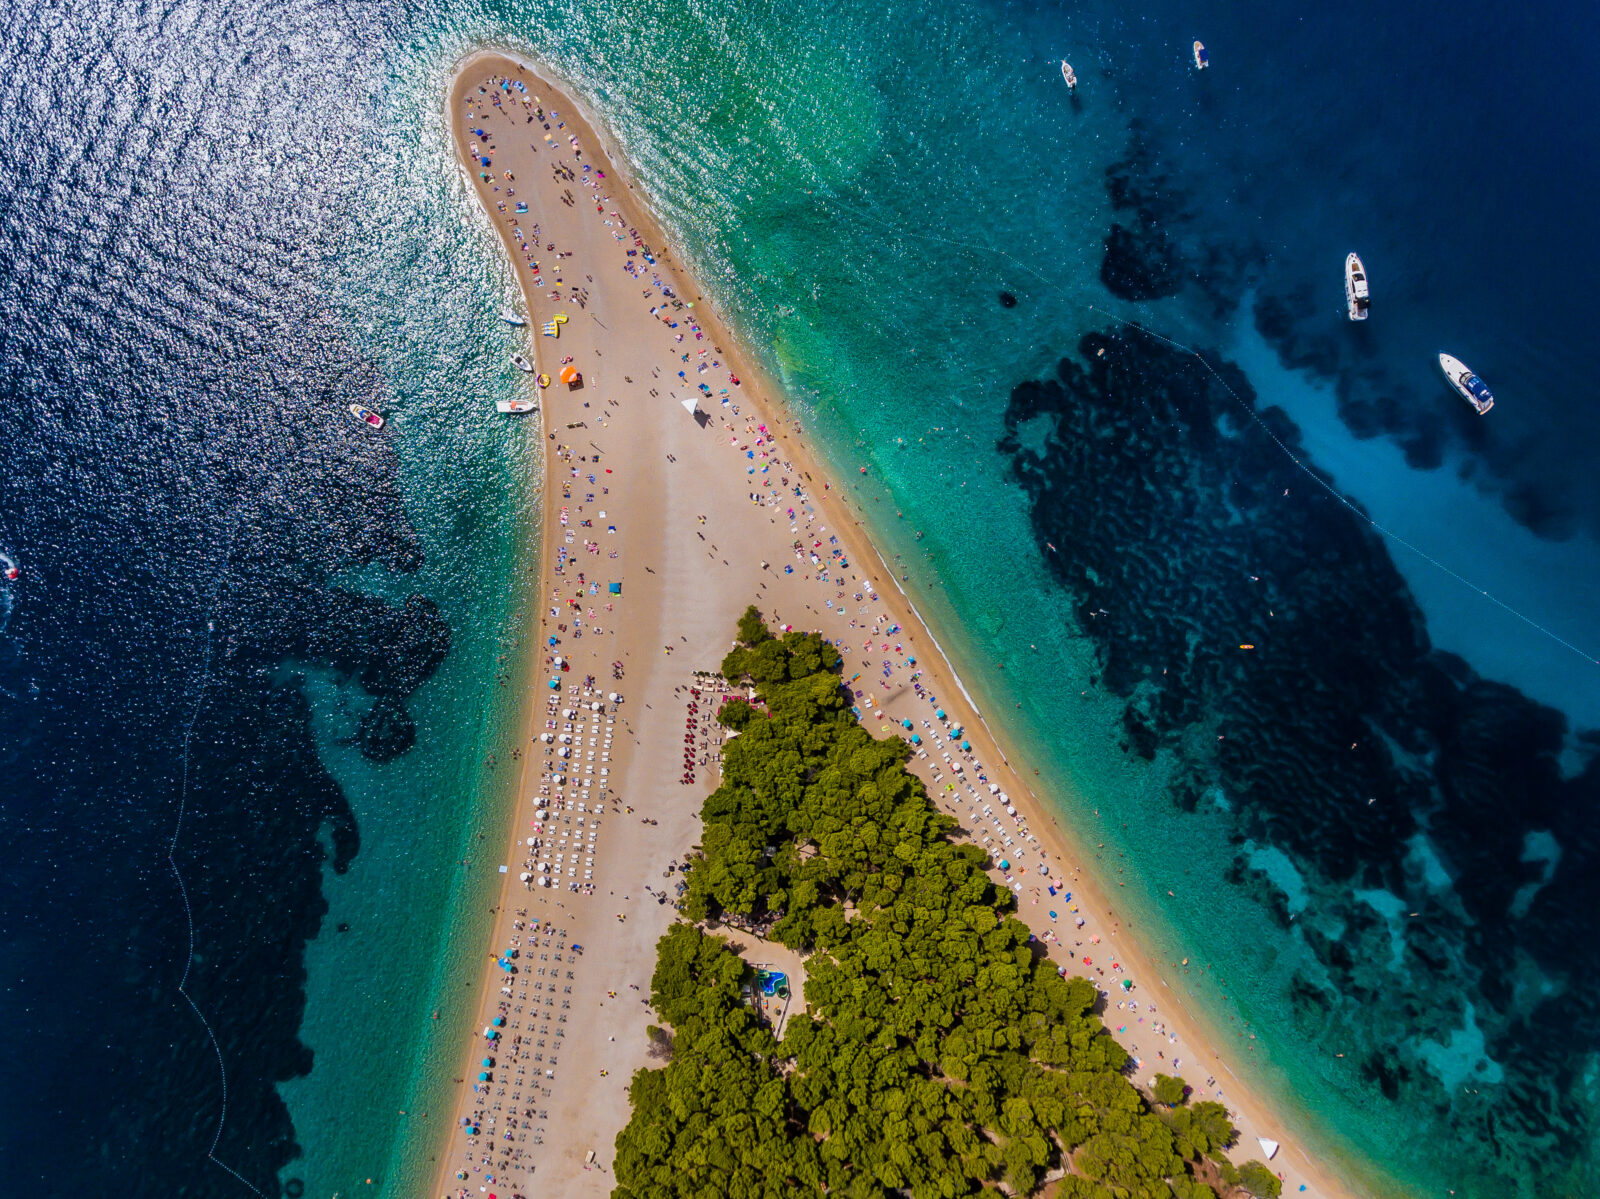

{"left": 1193, "top": 40, "right": 1209, "bottom": 69}
{"left": 496, "top": 398, "right": 537, "bottom": 414}
{"left": 348, "top": 404, "right": 384, "bottom": 429}
{"left": 1344, "top": 252, "right": 1370, "bottom": 320}
{"left": 1439, "top": 353, "right": 1494, "bottom": 414}
{"left": 511, "top": 353, "right": 534, "bottom": 373}
{"left": 1061, "top": 60, "right": 1077, "bottom": 92}
{"left": 500, "top": 308, "right": 526, "bottom": 326}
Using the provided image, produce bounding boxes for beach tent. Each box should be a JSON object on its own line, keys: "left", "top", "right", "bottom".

{"left": 1258, "top": 1139, "right": 1280, "bottom": 1160}
{"left": 609, "top": 582, "right": 621, "bottom": 594}
{"left": 560, "top": 365, "right": 580, "bottom": 385}
{"left": 681, "top": 397, "right": 699, "bottom": 416}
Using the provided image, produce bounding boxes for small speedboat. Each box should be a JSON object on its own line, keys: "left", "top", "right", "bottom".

{"left": 1193, "top": 40, "right": 1209, "bottom": 69}
{"left": 0, "top": 552, "right": 17, "bottom": 581}
{"left": 511, "top": 353, "right": 534, "bottom": 373}
{"left": 348, "top": 404, "right": 384, "bottom": 429}
{"left": 1344, "top": 252, "right": 1370, "bottom": 321}
{"left": 1439, "top": 353, "right": 1494, "bottom": 415}
{"left": 496, "top": 398, "right": 538, "bottom": 414}
{"left": 500, "top": 309, "right": 525, "bottom": 326}
{"left": 1061, "top": 60, "right": 1077, "bottom": 92}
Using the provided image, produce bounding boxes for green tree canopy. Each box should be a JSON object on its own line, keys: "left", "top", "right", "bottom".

{"left": 1151, "top": 1072, "right": 1188, "bottom": 1106}
{"left": 615, "top": 615, "right": 1274, "bottom": 1199}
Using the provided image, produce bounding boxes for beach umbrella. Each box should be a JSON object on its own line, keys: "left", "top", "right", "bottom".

{"left": 936, "top": 709, "right": 946, "bottom": 720}
{"left": 999, "top": 860, "right": 1010, "bottom": 870}
{"left": 482, "top": 1058, "right": 493, "bottom": 1067}
{"left": 680, "top": 397, "right": 698, "bottom": 416}
{"left": 493, "top": 1016, "right": 506, "bottom": 1026}
{"left": 902, "top": 719, "right": 913, "bottom": 729}
{"left": 478, "top": 1072, "right": 490, "bottom": 1081}
{"left": 480, "top": 157, "right": 492, "bottom": 167}
{"left": 962, "top": 741, "right": 971, "bottom": 751}
{"left": 910, "top": 734, "right": 921, "bottom": 745}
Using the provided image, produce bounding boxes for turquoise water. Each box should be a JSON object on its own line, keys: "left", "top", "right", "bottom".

{"left": 4, "top": 0, "right": 1598, "bottom": 1196}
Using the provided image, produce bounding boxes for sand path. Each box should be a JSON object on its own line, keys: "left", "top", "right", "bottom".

{"left": 429, "top": 50, "right": 1367, "bottom": 1199}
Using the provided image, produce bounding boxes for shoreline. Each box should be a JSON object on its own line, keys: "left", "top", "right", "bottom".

{"left": 426, "top": 47, "right": 1375, "bottom": 1199}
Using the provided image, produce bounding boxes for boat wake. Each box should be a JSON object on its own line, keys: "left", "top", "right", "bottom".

{"left": 165, "top": 550, "right": 269, "bottom": 1197}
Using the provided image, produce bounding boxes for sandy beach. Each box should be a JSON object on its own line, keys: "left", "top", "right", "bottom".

{"left": 430, "top": 49, "right": 1369, "bottom": 1199}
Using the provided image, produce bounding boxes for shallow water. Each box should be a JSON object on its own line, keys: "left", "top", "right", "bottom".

{"left": 1, "top": 0, "right": 1596, "bottom": 1196}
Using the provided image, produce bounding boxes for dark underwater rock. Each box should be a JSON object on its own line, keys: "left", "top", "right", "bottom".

{"left": 357, "top": 695, "right": 417, "bottom": 762}
{"left": 998, "top": 325, "right": 1600, "bottom": 1192}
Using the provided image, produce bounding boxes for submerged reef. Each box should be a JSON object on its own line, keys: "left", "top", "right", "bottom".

{"left": 998, "top": 326, "right": 1600, "bottom": 1196}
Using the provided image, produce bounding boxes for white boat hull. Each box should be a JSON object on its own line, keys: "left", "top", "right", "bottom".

{"left": 1439, "top": 353, "right": 1494, "bottom": 415}
{"left": 1344, "top": 252, "right": 1370, "bottom": 321}
{"left": 511, "top": 354, "right": 534, "bottom": 373}
{"left": 497, "top": 399, "right": 538, "bottom": 414}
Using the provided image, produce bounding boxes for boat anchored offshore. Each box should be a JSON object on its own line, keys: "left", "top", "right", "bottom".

{"left": 348, "top": 404, "right": 384, "bottom": 429}
{"left": 500, "top": 308, "right": 526, "bottom": 326}
{"left": 0, "top": 552, "right": 17, "bottom": 581}
{"left": 511, "top": 353, "right": 534, "bottom": 373}
{"left": 1439, "top": 353, "right": 1494, "bottom": 414}
{"left": 496, "top": 398, "right": 537, "bottom": 414}
{"left": 1193, "top": 40, "right": 1209, "bottom": 69}
{"left": 1344, "top": 252, "right": 1370, "bottom": 321}
{"left": 1060, "top": 60, "right": 1077, "bottom": 92}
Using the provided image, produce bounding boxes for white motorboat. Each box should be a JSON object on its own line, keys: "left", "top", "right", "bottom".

{"left": 1060, "top": 60, "right": 1077, "bottom": 92}
{"left": 1193, "top": 40, "right": 1209, "bottom": 70}
{"left": 348, "top": 404, "right": 384, "bottom": 429}
{"left": 1344, "top": 252, "right": 1370, "bottom": 321}
{"left": 511, "top": 353, "right": 534, "bottom": 373}
{"left": 496, "top": 398, "right": 538, "bottom": 414}
{"left": 500, "top": 308, "right": 526, "bottom": 326}
{"left": 1439, "top": 353, "right": 1494, "bottom": 415}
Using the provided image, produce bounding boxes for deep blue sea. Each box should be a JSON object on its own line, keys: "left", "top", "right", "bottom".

{"left": 1, "top": 1, "right": 1596, "bottom": 1197}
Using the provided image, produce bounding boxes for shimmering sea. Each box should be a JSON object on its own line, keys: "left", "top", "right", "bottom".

{"left": 1, "top": 1, "right": 1596, "bottom": 1196}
